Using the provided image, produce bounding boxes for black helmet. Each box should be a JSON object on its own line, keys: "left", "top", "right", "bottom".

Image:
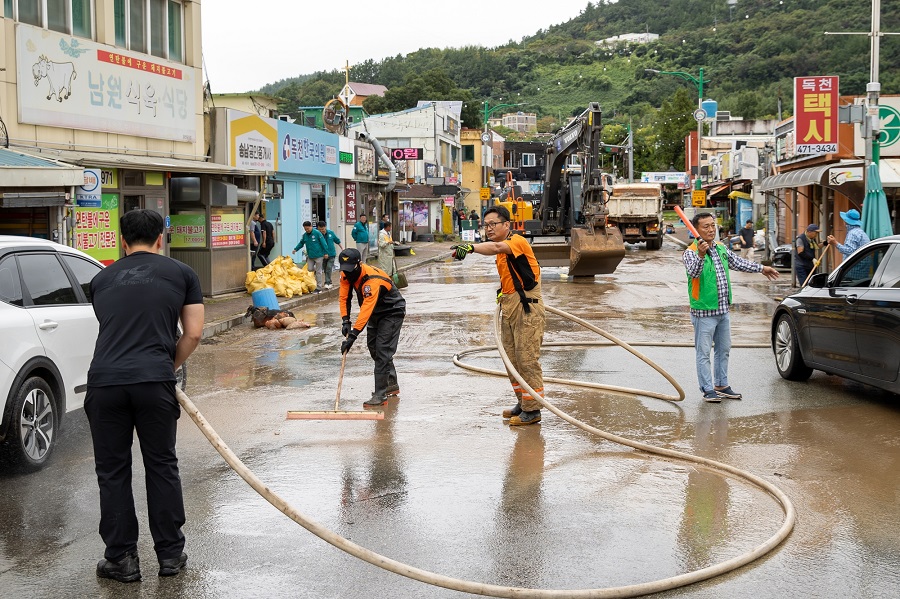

{"left": 338, "top": 248, "right": 362, "bottom": 272}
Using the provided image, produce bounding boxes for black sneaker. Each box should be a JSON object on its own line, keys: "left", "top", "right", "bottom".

{"left": 509, "top": 410, "right": 541, "bottom": 426}
{"left": 715, "top": 386, "right": 742, "bottom": 400}
{"left": 502, "top": 403, "right": 522, "bottom": 419}
{"left": 703, "top": 389, "right": 722, "bottom": 403}
{"left": 97, "top": 551, "right": 141, "bottom": 583}
{"left": 158, "top": 552, "right": 187, "bottom": 577}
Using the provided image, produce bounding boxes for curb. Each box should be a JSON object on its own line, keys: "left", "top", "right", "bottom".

{"left": 201, "top": 247, "right": 454, "bottom": 339}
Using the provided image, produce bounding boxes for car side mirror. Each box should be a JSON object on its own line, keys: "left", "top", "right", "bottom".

{"left": 808, "top": 273, "right": 828, "bottom": 288}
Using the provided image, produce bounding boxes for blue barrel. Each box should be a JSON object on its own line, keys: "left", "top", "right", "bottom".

{"left": 251, "top": 287, "right": 280, "bottom": 311}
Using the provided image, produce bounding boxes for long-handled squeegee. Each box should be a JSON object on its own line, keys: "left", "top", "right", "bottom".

{"left": 286, "top": 352, "right": 384, "bottom": 421}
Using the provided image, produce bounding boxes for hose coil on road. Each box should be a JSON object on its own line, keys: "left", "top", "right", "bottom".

{"left": 175, "top": 302, "right": 794, "bottom": 598}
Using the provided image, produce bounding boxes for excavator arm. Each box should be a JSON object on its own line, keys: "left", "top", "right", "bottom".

{"left": 531, "top": 103, "right": 625, "bottom": 276}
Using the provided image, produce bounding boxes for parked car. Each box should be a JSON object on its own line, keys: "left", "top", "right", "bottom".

{"left": 0, "top": 236, "right": 186, "bottom": 470}
{"left": 772, "top": 244, "right": 792, "bottom": 271}
{"left": 771, "top": 235, "right": 900, "bottom": 394}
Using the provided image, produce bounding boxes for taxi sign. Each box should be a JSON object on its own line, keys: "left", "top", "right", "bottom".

{"left": 480, "top": 187, "right": 490, "bottom": 200}
{"left": 691, "top": 190, "right": 707, "bottom": 207}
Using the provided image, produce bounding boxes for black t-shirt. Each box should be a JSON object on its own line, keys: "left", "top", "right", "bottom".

{"left": 260, "top": 219, "right": 275, "bottom": 248}
{"left": 739, "top": 227, "right": 754, "bottom": 248}
{"left": 88, "top": 252, "right": 203, "bottom": 387}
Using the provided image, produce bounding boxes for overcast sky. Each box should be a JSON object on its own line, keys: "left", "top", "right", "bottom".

{"left": 201, "top": 1, "right": 595, "bottom": 93}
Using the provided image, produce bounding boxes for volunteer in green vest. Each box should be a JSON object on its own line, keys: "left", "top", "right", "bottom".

{"left": 683, "top": 212, "right": 779, "bottom": 403}
{"left": 351, "top": 214, "right": 370, "bottom": 265}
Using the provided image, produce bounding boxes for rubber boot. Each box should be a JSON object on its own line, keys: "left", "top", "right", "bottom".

{"left": 509, "top": 410, "right": 541, "bottom": 426}
{"left": 502, "top": 403, "right": 522, "bottom": 419}
{"left": 364, "top": 374, "right": 390, "bottom": 408}
{"left": 386, "top": 373, "right": 400, "bottom": 397}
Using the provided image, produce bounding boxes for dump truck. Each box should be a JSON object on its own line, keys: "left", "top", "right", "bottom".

{"left": 508, "top": 102, "right": 625, "bottom": 276}
{"left": 606, "top": 182, "right": 665, "bottom": 250}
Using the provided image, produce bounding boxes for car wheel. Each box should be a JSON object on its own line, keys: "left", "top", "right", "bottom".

{"left": 774, "top": 314, "right": 813, "bottom": 381}
{"left": 2, "top": 377, "right": 58, "bottom": 470}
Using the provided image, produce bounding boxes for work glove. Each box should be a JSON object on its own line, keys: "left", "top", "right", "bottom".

{"left": 341, "top": 316, "right": 352, "bottom": 337}
{"left": 341, "top": 329, "right": 359, "bottom": 354}
{"left": 451, "top": 243, "right": 475, "bottom": 260}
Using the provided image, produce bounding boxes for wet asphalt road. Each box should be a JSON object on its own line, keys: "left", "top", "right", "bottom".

{"left": 1, "top": 240, "right": 899, "bottom": 599}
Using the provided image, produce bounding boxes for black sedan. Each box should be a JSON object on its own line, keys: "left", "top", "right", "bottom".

{"left": 771, "top": 235, "right": 900, "bottom": 394}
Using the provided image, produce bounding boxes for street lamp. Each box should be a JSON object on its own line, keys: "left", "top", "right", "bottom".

{"left": 481, "top": 100, "right": 526, "bottom": 189}
{"left": 645, "top": 68, "right": 706, "bottom": 190}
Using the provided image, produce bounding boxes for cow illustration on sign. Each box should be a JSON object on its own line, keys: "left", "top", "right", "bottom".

{"left": 32, "top": 55, "right": 77, "bottom": 102}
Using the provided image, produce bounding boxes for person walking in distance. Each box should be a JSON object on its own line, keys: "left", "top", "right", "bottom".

{"left": 85, "top": 209, "right": 204, "bottom": 583}
{"left": 351, "top": 214, "right": 370, "bottom": 264}
{"left": 249, "top": 212, "right": 263, "bottom": 269}
{"left": 258, "top": 211, "right": 275, "bottom": 265}
{"left": 793, "top": 224, "right": 822, "bottom": 286}
{"left": 683, "top": 212, "right": 779, "bottom": 403}
{"left": 451, "top": 205, "right": 545, "bottom": 426}
{"left": 291, "top": 220, "right": 328, "bottom": 292}
{"left": 317, "top": 220, "right": 343, "bottom": 289}
{"left": 338, "top": 248, "right": 406, "bottom": 407}
{"left": 739, "top": 219, "right": 756, "bottom": 261}
{"left": 378, "top": 220, "right": 397, "bottom": 275}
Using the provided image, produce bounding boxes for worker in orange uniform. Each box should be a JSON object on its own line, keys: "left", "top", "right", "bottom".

{"left": 337, "top": 247, "right": 406, "bottom": 408}
{"left": 452, "top": 205, "right": 545, "bottom": 425}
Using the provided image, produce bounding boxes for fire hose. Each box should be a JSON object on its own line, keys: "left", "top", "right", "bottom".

{"left": 175, "top": 302, "right": 794, "bottom": 598}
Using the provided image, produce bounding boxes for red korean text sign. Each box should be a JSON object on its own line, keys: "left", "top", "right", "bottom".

{"left": 345, "top": 182, "right": 358, "bottom": 223}
{"left": 794, "top": 76, "right": 838, "bottom": 155}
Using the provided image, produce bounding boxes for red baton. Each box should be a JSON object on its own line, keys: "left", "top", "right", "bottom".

{"left": 674, "top": 205, "right": 701, "bottom": 239}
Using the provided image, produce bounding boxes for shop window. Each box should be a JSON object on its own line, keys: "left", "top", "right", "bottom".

{"left": 122, "top": 170, "right": 145, "bottom": 187}
{"left": 113, "top": 0, "right": 182, "bottom": 61}
{"left": 522, "top": 153, "right": 536, "bottom": 168}
{"left": 463, "top": 145, "right": 475, "bottom": 162}
{"left": 8, "top": 0, "right": 94, "bottom": 38}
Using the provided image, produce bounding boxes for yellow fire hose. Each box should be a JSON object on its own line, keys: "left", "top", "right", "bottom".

{"left": 175, "top": 302, "right": 794, "bottom": 598}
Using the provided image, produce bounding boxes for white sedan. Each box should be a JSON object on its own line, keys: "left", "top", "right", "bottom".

{"left": 0, "top": 236, "right": 185, "bottom": 471}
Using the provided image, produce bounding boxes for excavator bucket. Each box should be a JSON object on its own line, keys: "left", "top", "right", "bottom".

{"left": 530, "top": 237, "right": 572, "bottom": 268}
{"left": 568, "top": 226, "right": 625, "bottom": 276}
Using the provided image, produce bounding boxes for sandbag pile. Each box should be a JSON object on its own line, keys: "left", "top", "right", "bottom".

{"left": 244, "top": 255, "right": 317, "bottom": 298}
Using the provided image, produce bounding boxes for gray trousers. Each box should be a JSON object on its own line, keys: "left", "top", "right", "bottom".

{"left": 356, "top": 241, "right": 369, "bottom": 264}
{"left": 307, "top": 256, "right": 324, "bottom": 288}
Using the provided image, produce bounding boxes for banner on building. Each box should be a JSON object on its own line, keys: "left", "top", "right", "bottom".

{"left": 794, "top": 76, "right": 838, "bottom": 155}
{"left": 170, "top": 214, "right": 207, "bottom": 248}
{"left": 75, "top": 193, "right": 119, "bottom": 264}
{"left": 15, "top": 24, "right": 196, "bottom": 142}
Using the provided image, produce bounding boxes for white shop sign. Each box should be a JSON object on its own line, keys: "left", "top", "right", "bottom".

{"left": 15, "top": 24, "right": 196, "bottom": 142}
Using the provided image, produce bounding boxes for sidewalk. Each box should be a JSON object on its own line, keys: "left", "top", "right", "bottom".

{"left": 201, "top": 241, "right": 456, "bottom": 338}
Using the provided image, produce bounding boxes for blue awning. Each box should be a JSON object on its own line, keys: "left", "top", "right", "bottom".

{"left": 0, "top": 148, "right": 83, "bottom": 187}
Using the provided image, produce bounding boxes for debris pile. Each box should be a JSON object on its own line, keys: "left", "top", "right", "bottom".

{"left": 244, "top": 255, "right": 317, "bottom": 298}
{"left": 245, "top": 307, "right": 311, "bottom": 330}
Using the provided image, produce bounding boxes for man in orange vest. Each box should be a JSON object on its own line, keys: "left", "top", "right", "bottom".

{"left": 452, "top": 205, "right": 545, "bottom": 425}
{"left": 338, "top": 248, "right": 406, "bottom": 407}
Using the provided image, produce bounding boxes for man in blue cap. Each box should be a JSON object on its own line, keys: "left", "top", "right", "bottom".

{"left": 794, "top": 223, "right": 821, "bottom": 286}
{"left": 827, "top": 208, "right": 870, "bottom": 262}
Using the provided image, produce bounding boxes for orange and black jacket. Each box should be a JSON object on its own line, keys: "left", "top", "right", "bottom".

{"left": 340, "top": 264, "right": 406, "bottom": 333}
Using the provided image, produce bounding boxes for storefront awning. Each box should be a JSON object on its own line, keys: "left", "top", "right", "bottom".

{"left": 759, "top": 160, "right": 864, "bottom": 192}
{"left": 879, "top": 159, "right": 900, "bottom": 187}
{"left": 728, "top": 190, "right": 752, "bottom": 200}
{"left": 705, "top": 183, "right": 731, "bottom": 197}
{"left": 0, "top": 148, "right": 83, "bottom": 187}
{"left": 17, "top": 149, "right": 267, "bottom": 176}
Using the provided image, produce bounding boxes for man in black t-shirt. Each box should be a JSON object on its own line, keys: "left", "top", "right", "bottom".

{"left": 258, "top": 211, "right": 275, "bottom": 265}
{"left": 85, "top": 209, "right": 204, "bottom": 583}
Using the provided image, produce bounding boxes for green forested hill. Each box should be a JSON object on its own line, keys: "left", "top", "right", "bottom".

{"left": 258, "top": 0, "right": 899, "bottom": 172}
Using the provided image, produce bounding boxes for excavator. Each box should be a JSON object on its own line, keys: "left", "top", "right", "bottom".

{"left": 496, "top": 102, "right": 625, "bottom": 276}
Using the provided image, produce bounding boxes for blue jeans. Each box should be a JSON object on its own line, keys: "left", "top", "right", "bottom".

{"left": 691, "top": 313, "right": 731, "bottom": 393}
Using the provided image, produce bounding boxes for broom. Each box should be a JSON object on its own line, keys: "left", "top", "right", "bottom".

{"left": 286, "top": 352, "right": 384, "bottom": 421}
